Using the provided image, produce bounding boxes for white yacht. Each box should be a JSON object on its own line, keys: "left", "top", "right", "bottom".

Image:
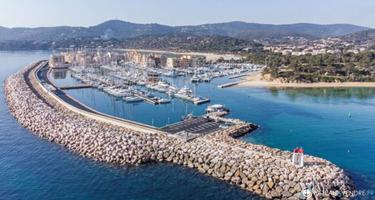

{"left": 205, "top": 104, "right": 229, "bottom": 114}
{"left": 124, "top": 96, "right": 143, "bottom": 103}
{"left": 164, "top": 70, "right": 177, "bottom": 77}
{"left": 137, "top": 80, "right": 146, "bottom": 86}
{"left": 158, "top": 98, "right": 171, "bottom": 104}
{"left": 191, "top": 75, "right": 200, "bottom": 83}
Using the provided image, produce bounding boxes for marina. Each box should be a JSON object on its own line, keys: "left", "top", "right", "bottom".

{"left": 38, "top": 62, "right": 243, "bottom": 137}
{"left": 3, "top": 52, "right": 375, "bottom": 200}
{"left": 52, "top": 50, "right": 263, "bottom": 109}
{"left": 50, "top": 68, "right": 239, "bottom": 127}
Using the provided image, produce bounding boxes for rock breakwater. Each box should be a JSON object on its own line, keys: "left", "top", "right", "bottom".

{"left": 4, "top": 62, "right": 355, "bottom": 199}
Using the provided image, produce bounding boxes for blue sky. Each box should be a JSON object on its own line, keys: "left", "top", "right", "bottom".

{"left": 1, "top": 0, "right": 374, "bottom": 28}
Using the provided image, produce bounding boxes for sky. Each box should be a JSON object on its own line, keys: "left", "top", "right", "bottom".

{"left": 0, "top": 0, "right": 374, "bottom": 28}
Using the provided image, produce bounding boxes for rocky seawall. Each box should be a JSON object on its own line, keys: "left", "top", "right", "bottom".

{"left": 4, "top": 62, "right": 355, "bottom": 199}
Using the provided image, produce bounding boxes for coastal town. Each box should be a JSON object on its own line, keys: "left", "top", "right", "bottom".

{"left": 262, "top": 36, "right": 374, "bottom": 56}
{"left": 49, "top": 49, "right": 263, "bottom": 105}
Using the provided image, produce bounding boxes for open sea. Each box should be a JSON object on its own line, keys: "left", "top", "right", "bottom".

{"left": 1, "top": 51, "right": 375, "bottom": 199}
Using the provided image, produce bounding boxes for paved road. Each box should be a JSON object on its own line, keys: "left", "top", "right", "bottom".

{"left": 24, "top": 62, "right": 54, "bottom": 108}
{"left": 36, "top": 64, "right": 100, "bottom": 114}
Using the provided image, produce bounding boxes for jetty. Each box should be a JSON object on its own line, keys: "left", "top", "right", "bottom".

{"left": 4, "top": 61, "right": 355, "bottom": 199}
{"left": 60, "top": 84, "right": 93, "bottom": 90}
{"left": 133, "top": 93, "right": 160, "bottom": 105}
{"left": 218, "top": 81, "right": 241, "bottom": 88}
{"left": 229, "top": 73, "right": 250, "bottom": 79}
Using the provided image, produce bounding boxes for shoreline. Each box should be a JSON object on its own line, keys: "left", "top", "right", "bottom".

{"left": 237, "top": 73, "right": 375, "bottom": 88}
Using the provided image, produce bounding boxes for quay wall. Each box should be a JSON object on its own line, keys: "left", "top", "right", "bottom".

{"left": 37, "top": 63, "right": 161, "bottom": 134}
{"left": 4, "top": 62, "right": 354, "bottom": 199}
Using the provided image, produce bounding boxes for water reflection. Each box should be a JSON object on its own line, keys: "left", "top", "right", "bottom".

{"left": 268, "top": 87, "right": 375, "bottom": 101}
{"left": 52, "top": 69, "right": 67, "bottom": 79}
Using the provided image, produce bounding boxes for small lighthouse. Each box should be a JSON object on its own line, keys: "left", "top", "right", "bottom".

{"left": 292, "top": 147, "right": 304, "bottom": 167}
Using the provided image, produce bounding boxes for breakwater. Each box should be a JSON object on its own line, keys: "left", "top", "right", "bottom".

{"left": 4, "top": 62, "right": 355, "bottom": 199}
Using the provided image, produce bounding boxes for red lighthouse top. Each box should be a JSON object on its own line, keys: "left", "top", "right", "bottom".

{"left": 293, "top": 147, "right": 304, "bottom": 154}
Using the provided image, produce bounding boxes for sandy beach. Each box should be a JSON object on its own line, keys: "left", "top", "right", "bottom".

{"left": 237, "top": 72, "right": 375, "bottom": 88}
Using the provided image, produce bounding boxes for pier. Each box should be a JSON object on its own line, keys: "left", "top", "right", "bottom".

{"left": 229, "top": 73, "right": 250, "bottom": 79}
{"left": 60, "top": 84, "right": 93, "bottom": 90}
{"left": 133, "top": 93, "right": 160, "bottom": 105}
{"left": 218, "top": 81, "right": 241, "bottom": 88}
{"left": 4, "top": 61, "right": 355, "bottom": 200}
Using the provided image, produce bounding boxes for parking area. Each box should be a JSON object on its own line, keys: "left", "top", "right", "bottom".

{"left": 161, "top": 117, "right": 221, "bottom": 135}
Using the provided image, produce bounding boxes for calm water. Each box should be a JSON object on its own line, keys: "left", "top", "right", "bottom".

{"left": 0, "top": 52, "right": 260, "bottom": 200}
{"left": 1, "top": 51, "right": 375, "bottom": 199}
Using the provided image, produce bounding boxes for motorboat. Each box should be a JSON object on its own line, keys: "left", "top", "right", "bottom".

{"left": 164, "top": 70, "right": 177, "bottom": 77}
{"left": 137, "top": 81, "right": 146, "bottom": 86}
{"left": 158, "top": 98, "right": 171, "bottom": 104}
{"left": 124, "top": 96, "right": 143, "bottom": 103}
{"left": 191, "top": 75, "right": 200, "bottom": 83}
{"left": 205, "top": 104, "right": 229, "bottom": 115}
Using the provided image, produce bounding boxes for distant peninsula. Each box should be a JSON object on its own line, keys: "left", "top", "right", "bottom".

{"left": 242, "top": 50, "right": 375, "bottom": 86}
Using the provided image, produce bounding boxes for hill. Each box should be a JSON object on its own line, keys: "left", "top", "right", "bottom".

{"left": 121, "top": 33, "right": 262, "bottom": 52}
{"left": 0, "top": 34, "right": 262, "bottom": 53}
{"left": 0, "top": 20, "right": 370, "bottom": 42}
{"left": 177, "top": 22, "right": 369, "bottom": 40}
{"left": 341, "top": 29, "right": 375, "bottom": 43}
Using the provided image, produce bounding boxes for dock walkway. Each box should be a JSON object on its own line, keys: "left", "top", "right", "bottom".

{"left": 133, "top": 93, "right": 159, "bottom": 105}
{"left": 60, "top": 84, "right": 93, "bottom": 90}
{"left": 218, "top": 81, "right": 242, "bottom": 88}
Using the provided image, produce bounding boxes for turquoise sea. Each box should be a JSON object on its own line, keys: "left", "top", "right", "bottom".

{"left": 1, "top": 51, "right": 375, "bottom": 199}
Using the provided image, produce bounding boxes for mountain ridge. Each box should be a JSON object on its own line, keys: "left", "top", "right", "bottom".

{"left": 0, "top": 20, "right": 370, "bottom": 42}
{"left": 341, "top": 29, "right": 375, "bottom": 43}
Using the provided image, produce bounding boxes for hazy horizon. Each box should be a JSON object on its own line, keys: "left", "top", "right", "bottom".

{"left": 0, "top": 19, "right": 373, "bottom": 29}
{"left": 0, "top": 0, "right": 374, "bottom": 28}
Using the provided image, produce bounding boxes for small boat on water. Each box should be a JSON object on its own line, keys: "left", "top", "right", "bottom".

{"left": 137, "top": 81, "right": 146, "bottom": 86}
{"left": 182, "top": 113, "right": 196, "bottom": 121}
{"left": 191, "top": 75, "right": 200, "bottom": 83}
{"left": 193, "top": 96, "right": 210, "bottom": 105}
{"left": 123, "top": 96, "right": 143, "bottom": 103}
{"left": 158, "top": 98, "right": 171, "bottom": 104}
{"left": 202, "top": 76, "right": 211, "bottom": 82}
{"left": 145, "top": 92, "right": 154, "bottom": 98}
{"left": 205, "top": 104, "right": 229, "bottom": 116}
{"left": 164, "top": 70, "right": 177, "bottom": 77}
{"left": 166, "top": 90, "right": 175, "bottom": 97}
{"left": 175, "top": 86, "right": 193, "bottom": 100}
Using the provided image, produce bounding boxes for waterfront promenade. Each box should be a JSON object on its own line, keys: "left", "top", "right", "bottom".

{"left": 4, "top": 61, "right": 355, "bottom": 199}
